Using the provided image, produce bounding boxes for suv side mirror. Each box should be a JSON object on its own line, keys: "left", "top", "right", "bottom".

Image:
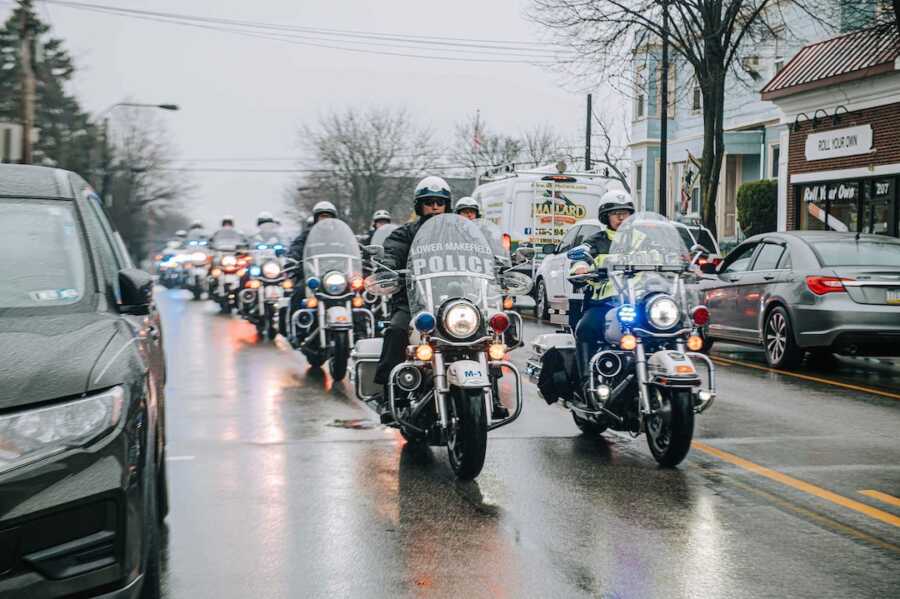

{"left": 119, "top": 269, "right": 154, "bottom": 315}
{"left": 541, "top": 243, "right": 557, "bottom": 255}
{"left": 515, "top": 246, "right": 536, "bottom": 260}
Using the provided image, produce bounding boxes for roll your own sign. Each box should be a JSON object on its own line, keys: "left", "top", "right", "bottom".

{"left": 805, "top": 124, "right": 873, "bottom": 161}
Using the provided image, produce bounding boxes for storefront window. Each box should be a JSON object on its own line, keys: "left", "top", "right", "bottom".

{"left": 800, "top": 184, "right": 828, "bottom": 231}
{"left": 862, "top": 179, "right": 895, "bottom": 236}
{"left": 828, "top": 182, "right": 859, "bottom": 233}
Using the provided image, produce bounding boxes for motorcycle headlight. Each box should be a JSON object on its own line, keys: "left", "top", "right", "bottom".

{"left": 442, "top": 301, "right": 481, "bottom": 339}
{"left": 191, "top": 252, "right": 206, "bottom": 262}
{"left": 323, "top": 272, "right": 347, "bottom": 295}
{"left": 262, "top": 261, "right": 282, "bottom": 279}
{"left": 647, "top": 295, "right": 681, "bottom": 330}
{"left": 0, "top": 386, "right": 125, "bottom": 474}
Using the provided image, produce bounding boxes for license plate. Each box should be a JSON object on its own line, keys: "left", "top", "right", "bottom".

{"left": 887, "top": 289, "right": 900, "bottom": 305}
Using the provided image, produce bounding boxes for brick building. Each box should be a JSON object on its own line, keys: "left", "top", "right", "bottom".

{"left": 762, "top": 26, "right": 900, "bottom": 237}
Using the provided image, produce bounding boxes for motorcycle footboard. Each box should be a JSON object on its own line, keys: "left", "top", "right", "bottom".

{"left": 487, "top": 360, "right": 524, "bottom": 431}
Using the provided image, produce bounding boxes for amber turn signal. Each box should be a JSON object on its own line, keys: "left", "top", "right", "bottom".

{"left": 687, "top": 335, "right": 703, "bottom": 351}
{"left": 620, "top": 334, "right": 637, "bottom": 351}
{"left": 415, "top": 344, "right": 433, "bottom": 361}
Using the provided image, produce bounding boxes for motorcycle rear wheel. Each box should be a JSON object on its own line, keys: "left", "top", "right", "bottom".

{"left": 646, "top": 388, "right": 694, "bottom": 467}
{"left": 330, "top": 331, "right": 349, "bottom": 381}
{"left": 446, "top": 387, "right": 488, "bottom": 480}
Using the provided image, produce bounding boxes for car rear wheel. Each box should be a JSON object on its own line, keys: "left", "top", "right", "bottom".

{"left": 764, "top": 307, "right": 802, "bottom": 369}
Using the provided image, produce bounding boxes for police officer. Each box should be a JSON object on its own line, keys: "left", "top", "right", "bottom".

{"left": 286, "top": 201, "right": 338, "bottom": 345}
{"left": 454, "top": 196, "right": 480, "bottom": 221}
{"left": 371, "top": 176, "right": 451, "bottom": 420}
{"left": 362, "top": 209, "right": 392, "bottom": 245}
{"left": 572, "top": 190, "right": 635, "bottom": 388}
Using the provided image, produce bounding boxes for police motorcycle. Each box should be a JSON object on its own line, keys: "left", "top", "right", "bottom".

{"left": 182, "top": 238, "right": 211, "bottom": 300}
{"left": 293, "top": 219, "right": 374, "bottom": 381}
{"left": 238, "top": 238, "right": 295, "bottom": 338}
{"left": 207, "top": 230, "right": 251, "bottom": 315}
{"left": 352, "top": 214, "right": 532, "bottom": 480}
{"left": 157, "top": 242, "right": 184, "bottom": 289}
{"left": 527, "top": 212, "right": 716, "bottom": 467}
{"left": 362, "top": 223, "right": 400, "bottom": 333}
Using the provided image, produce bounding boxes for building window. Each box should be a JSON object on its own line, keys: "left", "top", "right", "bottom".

{"left": 691, "top": 83, "right": 702, "bottom": 114}
{"left": 769, "top": 144, "right": 780, "bottom": 179}
{"left": 634, "top": 64, "right": 646, "bottom": 119}
{"left": 654, "top": 65, "right": 676, "bottom": 118}
{"left": 634, "top": 162, "right": 644, "bottom": 207}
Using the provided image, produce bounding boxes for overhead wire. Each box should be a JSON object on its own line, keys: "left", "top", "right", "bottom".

{"left": 41, "top": 0, "right": 569, "bottom": 63}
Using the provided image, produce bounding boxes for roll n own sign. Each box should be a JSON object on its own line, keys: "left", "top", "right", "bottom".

{"left": 805, "top": 124, "right": 873, "bottom": 161}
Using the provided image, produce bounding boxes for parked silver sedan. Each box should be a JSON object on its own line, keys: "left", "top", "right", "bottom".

{"left": 696, "top": 232, "right": 900, "bottom": 368}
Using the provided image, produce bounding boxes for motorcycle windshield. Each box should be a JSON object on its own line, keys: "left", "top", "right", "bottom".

{"left": 370, "top": 223, "right": 399, "bottom": 247}
{"left": 210, "top": 229, "right": 247, "bottom": 251}
{"left": 607, "top": 212, "right": 691, "bottom": 297}
{"left": 406, "top": 214, "right": 500, "bottom": 315}
{"left": 476, "top": 219, "right": 510, "bottom": 263}
{"left": 303, "top": 219, "right": 362, "bottom": 278}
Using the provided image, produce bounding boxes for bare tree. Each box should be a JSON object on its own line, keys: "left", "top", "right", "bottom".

{"left": 104, "top": 109, "right": 194, "bottom": 259}
{"left": 450, "top": 112, "right": 523, "bottom": 177}
{"left": 591, "top": 112, "right": 631, "bottom": 193}
{"left": 531, "top": 0, "right": 788, "bottom": 237}
{"left": 293, "top": 107, "right": 439, "bottom": 231}
{"left": 521, "top": 124, "right": 568, "bottom": 167}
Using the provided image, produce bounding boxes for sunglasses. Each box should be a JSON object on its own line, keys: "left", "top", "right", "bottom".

{"left": 420, "top": 198, "right": 448, "bottom": 207}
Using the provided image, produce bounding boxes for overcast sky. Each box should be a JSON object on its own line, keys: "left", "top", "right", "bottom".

{"left": 17, "top": 0, "right": 602, "bottom": 230}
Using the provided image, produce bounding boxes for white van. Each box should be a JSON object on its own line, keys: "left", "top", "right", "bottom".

{"left": 472, "top": 165, "right": 613, "bottom": 255}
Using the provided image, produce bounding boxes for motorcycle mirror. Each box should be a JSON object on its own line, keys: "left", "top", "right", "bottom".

{"left": 566, "top": 244, "right": 592, "bottom": 262}
{"left": 362, "top": 245, "right": 384, "bottom": 259}
{"left": 515, "top": 246, "right": 536, "bottom": 260}
{"left": 501, "top": 271, "right": 533, "bottom": 296}
{"left": 364, "top": 272, "right": 399, "bottom": 296}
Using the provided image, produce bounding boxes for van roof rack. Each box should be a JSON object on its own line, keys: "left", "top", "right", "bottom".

{"left": 478, "top": 161, "right": 611, "bottom": 183}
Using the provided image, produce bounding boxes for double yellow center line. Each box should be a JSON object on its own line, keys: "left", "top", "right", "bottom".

{"left": 693, "top": 441, "right": 900, "bottom": 528}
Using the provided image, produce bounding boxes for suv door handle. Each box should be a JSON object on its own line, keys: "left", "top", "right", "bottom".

{"left": 728, "top": 276, "right": 740, "bottom": 283}
{"left": 763, "top": 275, "right": 776, "bottom": 281}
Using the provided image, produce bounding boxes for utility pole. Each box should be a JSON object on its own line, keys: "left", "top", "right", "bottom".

{"left": 19, "top": 0, "right": 36, "bottom": 165}
{"left": 585, "top": 93, "right": 592, "bottom": 171}
{"left": 658, "top": 0, "right": 669, "bottom": 217}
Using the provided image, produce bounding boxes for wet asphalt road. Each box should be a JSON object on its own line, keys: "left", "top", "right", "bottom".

{"left": 155, "top": 289, "right": 900, "bottom": 599}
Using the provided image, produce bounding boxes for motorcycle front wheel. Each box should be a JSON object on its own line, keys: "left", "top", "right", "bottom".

{"left": 646, "top": 388, "right": 694, "bottom": 467}
{"left": 329, "top": 331, "right": 349, "bottom": 381}
{"left": 446, "top": 387, "right": 488, "bottom": 480}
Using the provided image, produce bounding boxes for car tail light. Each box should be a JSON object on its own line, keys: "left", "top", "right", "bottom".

{"left": 691, "top": 306, "right": 710, "bottom": 326}
{"left": 806, "top": 276, "right": 851, "bottom": 295}
{"left": 489, "top": 312, "right": 510, "bottom": 333}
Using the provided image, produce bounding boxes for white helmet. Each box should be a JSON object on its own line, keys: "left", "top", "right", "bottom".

{"left": 312, "top": 201, "right": 337, "bottom": 219}
{"left": 414, "top": 176, "right": 451, "bottom": 215}
{"left": 175, "top": 229, "right": 187, "bottom": 238}
{"left": 454, "top": 196, "right": 480, "bottom": 217}
{"left": 597, "top": 190, "right": 636, "bottom": 225}
{"left": 371, "top": 209, "right": 391, "bottom": 224}
{"left": 256, "top": 211, "right": 275, "bottom": 226}
{"left": 189, "top": 220, "right": 203, "bottom": 230}
{"left": 221, "top": 215, "right": 235, "bottom": 227}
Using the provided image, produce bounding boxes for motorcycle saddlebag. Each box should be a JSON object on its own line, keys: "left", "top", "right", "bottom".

{"left": 536, "top": 346, "right": 578, "bottom": 405}
{"left": 352, "top": 337, "right": 383, "bottom": 399}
